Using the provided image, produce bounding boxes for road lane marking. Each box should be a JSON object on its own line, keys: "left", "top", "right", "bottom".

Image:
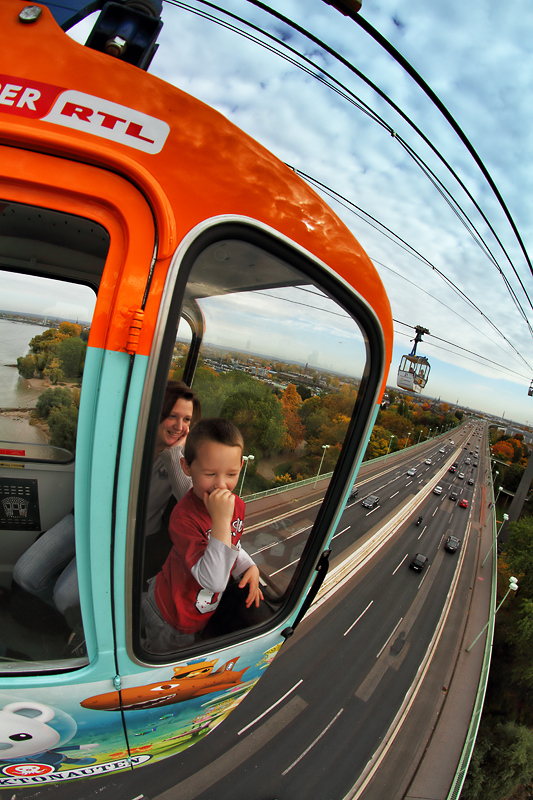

{"left": 282, "top": 708, "right": 344, "bottom": 775}
{"left": 271, "top": 558, "right": 299, "bottom": 576}
{"left": 333, "top": 525, "right": 351, "bottom": 540}
{"left": 238, "top": 680, "right": 304, "bottom": 735}
{"left": 392, "top": 554, "right": 409, "bottom": 575}
{"left": 417, "top": 526, "right": 427, "bottom": 539}
{"left": 250, "top": 526, "right": 312, "bottom": 555}
{"left": 432, "top": 507, "right": 438, "bottom": 516}
{"left": 389, "top": 491, "right": 399, "bottom": 498}
{"left": 344, "top": 601, "right": 374, "bottom": 636}
{"left": 365, "top": 505, "right": 380, "bottom": 516}
{"left": 376, "top": 618, "right": 404, "bottom": 659}
{"left": 153, "top": 695, "right": 308, "bottom": 800}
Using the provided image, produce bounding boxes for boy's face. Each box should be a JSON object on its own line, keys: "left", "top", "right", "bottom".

{"left": 182, "top": 440, "right": 243, "bottom": 501}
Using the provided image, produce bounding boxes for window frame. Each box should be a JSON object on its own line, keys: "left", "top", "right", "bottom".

{"left": 127, "top": 216, "right": 388, "bottom": 665}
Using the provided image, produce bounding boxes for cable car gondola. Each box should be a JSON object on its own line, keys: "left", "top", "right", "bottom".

{"left": 397, "top": 325, "right": 431, "bottom": 393}
{"left": 0, "top": 0, "right": 392, "bottom": 788}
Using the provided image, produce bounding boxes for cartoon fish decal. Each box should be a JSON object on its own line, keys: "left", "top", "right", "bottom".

{"left": 81, "top": 658, "right": 248, "bottom": 711}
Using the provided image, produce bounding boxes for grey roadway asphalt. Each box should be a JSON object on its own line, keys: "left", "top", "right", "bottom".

{"left": 357, "top": 436, "right": 493, "bottom": 800}
{"left": 244, "top": 427, "right": 492, "bottom": 800}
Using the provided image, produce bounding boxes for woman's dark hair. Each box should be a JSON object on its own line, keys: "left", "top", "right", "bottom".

{"left": 160, "top": 381, "right": 201, "bottom": 428}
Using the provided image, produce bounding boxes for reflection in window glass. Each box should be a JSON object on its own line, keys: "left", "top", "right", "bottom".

{"left": 138, "top": 234, "right": 370, "bottom": 653}
{"left": 0, "top": 202, "right": 105, "bottom": 669}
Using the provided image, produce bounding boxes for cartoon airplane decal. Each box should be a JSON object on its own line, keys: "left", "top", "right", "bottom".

{"left": 81, "top": 658, "right": 249, "bottom": 712}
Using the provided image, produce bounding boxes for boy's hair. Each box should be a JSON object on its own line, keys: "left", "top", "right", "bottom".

{"left": 160, "top": 380, "right": 201, "bottom": 428}
{"left": 183, "top": 418, "right": 244, "bottom": 465}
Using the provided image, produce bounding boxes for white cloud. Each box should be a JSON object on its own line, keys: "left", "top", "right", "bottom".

{"left": 66, "top": 0, "right": 533, "bottom": 421}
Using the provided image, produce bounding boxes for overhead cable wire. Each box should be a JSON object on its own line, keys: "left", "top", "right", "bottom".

{"left": 241, "top": 0, "right": 533, "bottom": 307}
{"left": 163, "top": 0, "right": 533, "bottom": 333}
{"left": 294, "top": 168, "right": 533, "bottom": 366}
{"left": 162, "top": 1, "right": 533, "bottom": 378}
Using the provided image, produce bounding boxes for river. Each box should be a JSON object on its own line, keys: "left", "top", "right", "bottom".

{"left": 0, "top": 319, "right": 49, "bottom": 444}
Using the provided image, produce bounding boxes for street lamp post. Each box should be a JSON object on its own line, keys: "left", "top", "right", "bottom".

{"left": 404, "top": 432, "right": 411, "bottom": 449}
{"left": 467, "top": 576, "right": 518, "bottom": 652}
{"left": 426, "top": 428, "right": 432, "bottom": 440}
{"left": 417, "top": 430, "right": 423, "bottom": 444}
{"left": 482, "top": 513, "right": 509, "bottom": 567}
{"left": 239, "top": 454, "right": 254, "bottom": 496}
{"left": 314, "top": 444, "right": 330, "bottom": 488}
{"left": 386, "top": 435, "right": 395, "bottom": 455}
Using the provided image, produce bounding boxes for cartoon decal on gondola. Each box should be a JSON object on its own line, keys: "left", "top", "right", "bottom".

{"left": 81, "top": 657, "right": 249, "bottom": 711}
{"left": 0, "top": 642, "right": 282, "bottom": 786}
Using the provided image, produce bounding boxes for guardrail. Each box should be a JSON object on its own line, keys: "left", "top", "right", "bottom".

{"left": 243, "top": 430, "right": 457, "bottom": 504}
{"left": 446, "top": 478, "right": 497, "bottom": 800}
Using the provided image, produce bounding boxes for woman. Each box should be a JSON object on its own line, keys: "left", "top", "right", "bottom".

{"left": 13, "top": 381, "right": 201, "bottom": 633}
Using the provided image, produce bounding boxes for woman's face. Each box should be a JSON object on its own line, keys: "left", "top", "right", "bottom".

{"left": 156, "top": 398, "right": 194, "bottom": 451}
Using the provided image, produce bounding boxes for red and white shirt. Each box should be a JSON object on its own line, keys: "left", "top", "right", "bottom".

{"left": 154, "top": 489, "right": 254, "bottom": 634}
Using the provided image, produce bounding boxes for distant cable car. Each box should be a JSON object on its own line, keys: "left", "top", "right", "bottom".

{"left": 528, "top": 380, "right": 533, "bottom": 397}
{"left": 397, "top": 325, "right": 430, "bottom": 393}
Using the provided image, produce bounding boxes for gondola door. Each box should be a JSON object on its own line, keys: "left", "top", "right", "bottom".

{"left": 0, "top": 148, "right": 158, "bottom": 788}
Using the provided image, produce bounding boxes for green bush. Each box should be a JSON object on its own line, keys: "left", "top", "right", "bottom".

{"left": 36, "top": 387, "right": 72, "bottom": 419}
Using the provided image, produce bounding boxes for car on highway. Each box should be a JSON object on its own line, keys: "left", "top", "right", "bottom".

{"left": 473, "top": 461, "right": 478, "bottom": 467}
{"left": 433, "top": 485, "right": 443, "bottom": 495}
{"left": 407, "top": 467, "right": 417, "bottom": 476}
{"left": 445, "top": 536, "right": 461, "bottom": 552}
{"left": 349, "top": 486, "right": 359, "bottom": 500}
{"left": 449, "top": 466, "right": 456, "bottom": 473}
{"left": 468, "top": 478, "right": 474, "bottom": 486}
{"left": 458, "top": 472, "right": 465, "bottom": 479}
{"left": 425, "top": 458, "right": 432, "bottom": 465}
{"left": 362, "top": 495, "right": 379, "bottom": 509}
{"left": 439, "top": 448, "right": 445, "bottom": 453}
{"left": 460, "top": 498, "right": 469, "bottom": 508}
{"left": 410, "top": 553, "right": 428, "bottom": 572}
{"left": 450, "top": 491, "right": 458, "bottom": 501}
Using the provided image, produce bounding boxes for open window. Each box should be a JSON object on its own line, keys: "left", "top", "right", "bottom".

{"left": 132, "top": 222, "right": 383, "bottom": 661}
{"left": 0, "top": 202, "right": 104, "bottom": 670}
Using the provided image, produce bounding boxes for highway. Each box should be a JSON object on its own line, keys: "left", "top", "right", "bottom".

{"left": 20, "top": 421, "right": 488, "bottom": 800}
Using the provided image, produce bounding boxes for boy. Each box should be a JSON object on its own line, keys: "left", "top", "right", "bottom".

{"left": 143, "top": 418, "right": 263, "bottom": 654}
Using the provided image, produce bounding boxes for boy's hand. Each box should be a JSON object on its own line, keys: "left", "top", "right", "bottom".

{"left": 204, "top": 488, "right": 235, "bottom": 546}
{"left": 239, "top": 565, "right": 264, "bottom": 608}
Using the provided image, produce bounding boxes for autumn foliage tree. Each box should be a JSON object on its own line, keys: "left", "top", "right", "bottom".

{"left": 281, "top": 384, "right": 305, "bottom": 450}
{"left": 17, "top": 322, "right": 86, "bottom": 383}
{"left": 492, "top": 440, "right": 516, "bottom": 464}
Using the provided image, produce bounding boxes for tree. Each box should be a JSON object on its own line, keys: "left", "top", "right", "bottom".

{"left": 48, "top": 405, "right": 78, "bottom": 452}
{"left": 492, "top": 440, "right": 515, "bottom": 463}
{"left": 58, "top": 321, "right": 82, "bottom": 338}
{"left": 281, "top": 384, "right": 305, "bottom": 450}
{"left": 509, "top": 598, "right": 533, "bottom": 689}
{"left": 502, "top": 463, "right": 526, "bottom": 493}
{"left": 462, "top": 720, "right": 533, "bottom": 800}
{"left": 36, "top": 387, "right": 72, "bottom": 419}
{"left": 504, "top": 517, "right": 533, "bottom": 599}
{"left": 364, "top": 425, "right": 392, "bottom": 460}
{"left": 16, "top": 354, "right": 37, "bottom": 379}
{"left": 43, "top": 357, "right": 64, "bottom": 384}
{"left": 221, "top": 388, "right": 286, "bottom": 455}
{"left": 57, "top": 336, "right": 86, "bottom": 377}
{"left": 295, "top": 384, "right": 312, "bottom": 401}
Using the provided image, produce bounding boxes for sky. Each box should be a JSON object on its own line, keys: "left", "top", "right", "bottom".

{"left": 62, "top": 1, "right": 533, "bottom": 423}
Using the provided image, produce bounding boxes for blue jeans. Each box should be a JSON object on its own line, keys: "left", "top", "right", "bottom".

{"left": 13, "top": 513, "right": 78, "bottom": 616}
